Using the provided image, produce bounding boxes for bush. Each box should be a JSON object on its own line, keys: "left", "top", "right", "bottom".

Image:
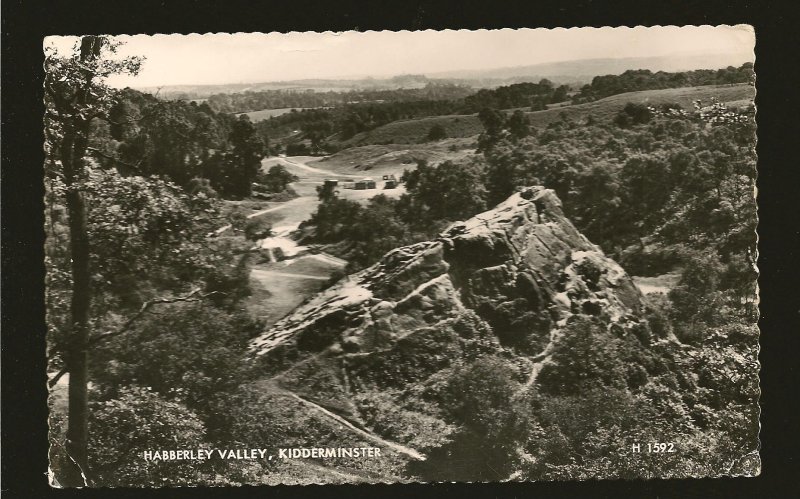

{"left": 614, "top": 102, "right": 653, "bottom": 128}
{"left": 536, "top": 316, "right": 637, "bottom": 395}
{"left": 285, "top": 142, "right": 311, "bottom": 155}
{"left": 228, "top": 208, "right": 248, "bottom": 232}
{"left": 442, "top": 356, "right": 525, "bottom": 444}
{"left": 256, "top": 164, "right": 298, "bottom": 193}
{"left": 244, "top": 217, "right": 272, "bottom": 241}
{"left": 91, "top": 302, "right": 260, "bottom": 437}
{"left": 426, "top": 123, "right": 447, "bottom": 141}
{"left": 87, "top": 387, "right": 207, "bottom": 486}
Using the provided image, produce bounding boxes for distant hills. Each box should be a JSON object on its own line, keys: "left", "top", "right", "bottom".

{"left": 136, "top": 53, "right": 753, "bottom": 100}
{"left": 426, "top": 52, "right": 753, "bottom": 81}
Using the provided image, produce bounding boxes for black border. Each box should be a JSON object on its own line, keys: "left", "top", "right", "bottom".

{"left": 3, "top": 0, "right": 799, "bottom": 497}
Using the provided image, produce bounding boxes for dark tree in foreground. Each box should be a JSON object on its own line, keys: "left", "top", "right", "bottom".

{"left": 44, "top": 35, "right": 142, "bottom": 486}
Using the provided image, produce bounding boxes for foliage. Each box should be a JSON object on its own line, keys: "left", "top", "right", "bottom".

{"left": 90, "top": 302, "right": 261, "bottom": 438}
{"left": 442, "top": 356, "right": 525, "bottom": 443}
{"left": 285, "top": 141, "right": 312, "bottom": 156}
{"left": 217, "top": 116, "right": 265, "bottom": 197}
{"left": 463, "top": 80, "right": 569, "bottom": 112}
{"left": 480, "top": 100, "right": 756, "bottom": 286}
{"left": 614, "top": 102, "right": 653, "bottom": 128}
{"left": 257, "top": 164, "right": 298, "bottom": 193}
{"left": 572, "top": 64, "right": 754, "bottom": 103}
{"left": 477, "top": 107, "right": 536, "bottom": 152}
{"left": 94, "top": 89, "right": 266, "bottom": 198}
{"left": 536, "top": 316, "right": 656, "bottom": 396}
{"left": 354, "top": 390, "right": 456, "bottom": 451}
{"left": 401, "top": 159, "right": 487, "bottom": 222}
{"left": 206, "top": 82, "right": 475, "bottom": 114}
{"left": 253, "top": 80, "right": 568, "bottom": 151}
{"left": 426, "top": 123, "right": 447, "bottom": 141}
{"left": 46, "top": 168, "right": 251, "bottom": 357}
{"left": 86, "top": 387, "right": 208, "bottom": 486}
{"left": 243, "top": 217, "right": 273, "bottom": 241}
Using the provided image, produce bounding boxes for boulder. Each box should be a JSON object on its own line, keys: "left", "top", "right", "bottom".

{"left": 250, "top": 186, "right": 644, "bottom": 358}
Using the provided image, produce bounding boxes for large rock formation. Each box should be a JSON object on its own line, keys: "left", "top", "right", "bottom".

{"left": 250, "top": 186, "right": 644, "bottom": 360}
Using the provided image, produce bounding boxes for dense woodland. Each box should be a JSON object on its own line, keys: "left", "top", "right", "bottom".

{"left": 206, "top": 82, "right": 475, "bottom": 113}
{"left": 46, "top": 37, "right": 757, "bottom": 486}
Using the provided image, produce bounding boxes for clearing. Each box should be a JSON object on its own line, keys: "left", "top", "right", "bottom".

{"left": 632, "top": 272, "right": 681, "bottom": 295}
{"left": 242, "top": 156, "right": 404, "bottom": 325}
{"left": 235, "top": 107, "right": 330, "bottom": 122}
{"left": 308, "top": 139, "right": 477, "bottom": 178}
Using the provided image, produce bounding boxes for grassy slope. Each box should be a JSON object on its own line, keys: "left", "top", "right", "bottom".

{"left": 342, "top": 115, "right": 484, "bottom": 147}
{"left": 341, "top": 83, "right": 755, "bottom": 147}
{"left": 238, "top": 107, "right": 333, "bottom": 122}
{"left": 310, "top": 138, "right": 477, "bottom": 177}
{"left": 236, "top": 108, "right": 299, "bottom": 121}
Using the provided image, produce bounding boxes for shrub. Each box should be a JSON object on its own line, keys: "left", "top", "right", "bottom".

{"left": 244, "top": 217, "right": 272, "bottom": 241}
{"left": 86, "top": 387, "right": 207, "bottom": 486}
{"left": 90, "top": 302, "right": 260, "bottom": 436}
{"left": 442, "top": 356, "right": 524, "bottom": 444}
{"left": 426, "top": 123, "right": 447, "bottom": 141}
{"left": 614, "top": 102, "right": 653, "bottom": 128}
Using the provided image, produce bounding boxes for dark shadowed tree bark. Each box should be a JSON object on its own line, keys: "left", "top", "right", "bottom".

{"left": 58, "top": 36, "right": 102, "bottom": 487}
{"left": 44, "top": 35, "right": 142, "bottom": 487}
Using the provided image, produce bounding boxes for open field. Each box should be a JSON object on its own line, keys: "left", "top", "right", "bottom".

{"left": 236, "top": 108, "right": 298, "bottom": 121}
{"left": 343, "top": 114, "right": 484, "bottom": 147}
{"left": 236, "top": 107, "right": 330, "bottom": 122}
{"left": 633, "top": 272, "right": 681, "bottom": 295}
{"left": 530, "top": 83, "right": 754, "bottom": 125}
{"left": 264, "top": 156, "right": 408, "bottom": 203}
{"left": 242, "top": 156, "right": 405, "bottom": 325}
{"left": 310, "top": 139, "right": 477, "bottom": 178}
{"left": 338, "top": 84, "right": 755, "bottom": 148}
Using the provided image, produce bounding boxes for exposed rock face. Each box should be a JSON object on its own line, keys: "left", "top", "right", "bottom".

{"left": 250, "top": 187, "right": 644, "bottom": 358}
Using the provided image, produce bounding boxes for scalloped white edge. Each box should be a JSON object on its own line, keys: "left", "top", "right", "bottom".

{"left": 44, "top": 24, "right": 759, "bottom": 487}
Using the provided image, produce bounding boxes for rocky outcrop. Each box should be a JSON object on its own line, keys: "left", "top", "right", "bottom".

{"left": 250, "top": 186, "right": 644, "bottom": 359}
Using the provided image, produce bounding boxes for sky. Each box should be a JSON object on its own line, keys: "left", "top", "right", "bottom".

{"left": 44, "top": 26, "right": 755, "bottom": 88}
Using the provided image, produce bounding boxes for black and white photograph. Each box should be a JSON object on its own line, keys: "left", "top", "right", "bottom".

{"left": 42, "top": 26, "right": 758, "bottom": 487}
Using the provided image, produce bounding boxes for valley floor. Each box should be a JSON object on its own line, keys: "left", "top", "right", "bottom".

{"left": 242, "top": 156, "right": 406, "bottom": 325}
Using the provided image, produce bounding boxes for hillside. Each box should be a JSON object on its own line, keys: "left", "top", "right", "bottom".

{"left": 336, "top": 83, "right": 754, "bottom": 148}
{"left": 428, "top": 53, "right": 753, "bottom": 81}
{"left": 236, "top": 107, "right": 311, "bottom": 121}
{"left": 245, "top": 187, "right": 677, "bottom": 481}
{"left": 309, "top": 139, "right": 476, "bottom": 177}
{"left": 136, "top": 53, "right": 753, "bottom": 100}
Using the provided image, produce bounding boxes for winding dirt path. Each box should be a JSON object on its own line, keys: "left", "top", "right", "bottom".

{"left": 213, "top": 196, "right": 310, "bottom": 235}
{"left": 278, "top": 389, "right": 426, "bottom": 462}
{"left": 515, "top": 329, "right": 560, "bottom": 397}
{"left": 277, "top": 157, "right": 363, "bottom": 178}
{"left": 250, "top": 269, "right": 330, "bottom": 281}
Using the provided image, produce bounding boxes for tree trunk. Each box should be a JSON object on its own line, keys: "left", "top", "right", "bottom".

{"left": 60, "top": 36, "right": 102, "bottom": 487}
{"left": 63, "top": 185, "right": 91, "bottom": 486}
{"left": 61, "top": 126, "right": 92, "bottom": 487}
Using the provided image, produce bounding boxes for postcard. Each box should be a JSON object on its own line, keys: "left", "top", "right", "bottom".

{"left": 44, "top": 26, "right": 758, "bottom": 486}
